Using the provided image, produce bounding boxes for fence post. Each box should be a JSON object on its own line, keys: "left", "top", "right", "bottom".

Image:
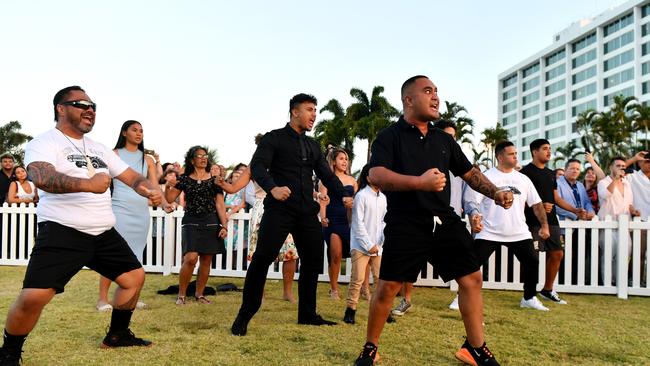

{"left": 617, "top": 215, "right": 629, "bottom": 299}
{"left": 163, "top": 211, "right": 174, "bottom": 276}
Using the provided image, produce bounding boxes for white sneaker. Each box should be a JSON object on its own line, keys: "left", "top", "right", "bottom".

{"left": 136, "top": 301, "right": 148, "bottom": 309}
{"left": 96, "top": 301, "right": 113, "bottom": 312}
{"left": 449, "top": 294, "right": 459, "bottom": 310}
{"left": 520, "top": 296, "right": 549, "bottom": 311}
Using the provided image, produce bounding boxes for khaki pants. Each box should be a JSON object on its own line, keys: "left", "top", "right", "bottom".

{"left": 346, "top": 249, "right": 381, "bottom": 309}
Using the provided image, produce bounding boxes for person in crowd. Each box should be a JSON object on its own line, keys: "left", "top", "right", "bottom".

{"left": 554, "top": 168, "right": 565, "bottom": 180}
{"left": 597, "top": 157, "right": 641, "bottom": 285}
{"left": 319, "top": 147, "right": 357, "bottom": 300}
{"left": 354, "top": 75, "right": 514, "bottom": 366}
{"left": 344, "top": 165, "right": 392, "bottom": 324}
{"left": 164, "top": 146, "right": 228, "bottom": 305}
{"left": 224, "top": 163, "right": 248, "bottom": 251}
{"left": 583, "top": 152, "right": 606, "bottom": 214}
{"left": 0, "top": 86, "right": 164, "bottom": 365}
{"left": 231, "top": 93, "right": 353, "bottom": 337}
{"left": 456, "top": 141, "right": 551, "bottom": 311}
{"left": 5, "top": 166, "right": 38, "bottom": 205}
{"left": 96, "top": 120, "right": 169, "bottom": 312}
{"left": 161, "top": 169, "right": 184, "bottom": 208}
{"left": 627, "top": 152, "right": 650, "bottom": 283}
{"left": 521, "top": 139, "right": 584, "bottom": 306}
{"left": 0, "top": 153, "right": 15, "bottom": 205}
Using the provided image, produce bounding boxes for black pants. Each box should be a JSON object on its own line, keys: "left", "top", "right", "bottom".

{"left": 476, "top": 239, "right": 539, "bottom": 300}
{"left": 237, "top": 206, "right": 323, "bottom": 321}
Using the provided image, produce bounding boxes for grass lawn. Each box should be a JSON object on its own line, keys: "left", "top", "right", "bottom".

{"left": 0, "top": 266, "right": 648, "bottom": 365}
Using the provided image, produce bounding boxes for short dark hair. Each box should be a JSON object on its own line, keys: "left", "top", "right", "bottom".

{"left": 53, "top": 86, "right": 85, "bottom": 122}
{"left": 565, "top": 158, "right": 581, "bottom": 169}
{"left": 289, "top": 93, "right": 317, "bottom": 114}
{"left": 495, "top": 141, "right": 515, "bottom": 156}
{"left": 529, "top": 138, "right": 550, "bottom": 152}
{"left": 433, "top": 120, "right": 456, "bottom": 132}
{"left": 609, "top": 156, "right": 626, "bottom": 166}
{"left": 401, "top": 75, "right": 428, "bottom": 99}
{"left": 357, "top": 164, "right": 371, "bottom": 191}
{"left": 0, "top": 153, "right": 15, "bottom": 161}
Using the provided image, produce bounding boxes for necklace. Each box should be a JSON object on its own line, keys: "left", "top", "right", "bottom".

{"left": 194, "top": 171, "right": 209, "bottom": 184}
{"left": 58, "top": 128, "right": 95, "bottom": 177}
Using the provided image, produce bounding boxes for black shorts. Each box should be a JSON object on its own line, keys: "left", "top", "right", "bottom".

{"left": 379, "top": 214, "right": 480, "bottom": 283}
{"left": 23, "top": 221, "right": 143, "bottom": 294}
{"left": 530, "top": 225, "right": 563, "bottom": 252}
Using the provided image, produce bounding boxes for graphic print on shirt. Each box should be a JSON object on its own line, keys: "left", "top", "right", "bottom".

{"left": 63, "top": 146, "right": 108, "bottom": 171}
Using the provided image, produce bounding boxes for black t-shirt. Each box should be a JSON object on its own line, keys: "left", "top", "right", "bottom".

{"left": 0, "top": 171, "right": 11, "bottom": 204}
{"left": 520, "top": 163, "right": 559, "bottom": 226}
{"left": 369, "top": 116, "right": 473, "bottom": 219}
{"left": 175, "top": 174, "right": 223, "bottom": 217}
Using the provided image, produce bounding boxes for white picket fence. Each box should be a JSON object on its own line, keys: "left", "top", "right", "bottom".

{"left": 1, "top": 203, "right": 649, "bottom": 298}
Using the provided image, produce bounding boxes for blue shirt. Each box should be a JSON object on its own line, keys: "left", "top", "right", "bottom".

{"left": 556, "top": 176, "right": 594, "bottom": 220}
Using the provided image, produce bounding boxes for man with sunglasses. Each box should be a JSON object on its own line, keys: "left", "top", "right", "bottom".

{"left": 0, "top": 86, "right": 166, "bottom": 365}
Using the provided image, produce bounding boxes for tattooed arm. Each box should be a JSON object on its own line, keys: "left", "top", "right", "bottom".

{"left": 531, "top": 202, "right": 551, "bottom": 239}
{"left": 461, "top": 167, "right": 513, "bottom": 209}
{"left": 27, "top": 161, "right": 110, "bottom": 194}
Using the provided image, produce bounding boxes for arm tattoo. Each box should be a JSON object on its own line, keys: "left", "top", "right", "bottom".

{"left": 27, "top": 162, "right": 85, "bottom": 193}
{"left": 531, "top": 202, "right": 549, "bottom": 226}
{"left": 462, "top": 167, "right": 497, "bottom": 199}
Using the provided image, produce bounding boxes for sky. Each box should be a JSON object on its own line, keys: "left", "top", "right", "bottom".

{"left": 0, "top": 0, "right": 626, "bottom": 173}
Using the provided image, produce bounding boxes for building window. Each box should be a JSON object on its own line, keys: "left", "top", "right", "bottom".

{"left": 572, "top": 99, "right": 597, "bottom": 117}
{"left": 522, "top": 119, "right": 539, "bottom": 133}
{"left": 603, "top": 12, "right": 633, "bottom": 37}
{"left": 506, "top": 127, "right": 517, "bottom": 137}
{"left": 643, "top": 41, "right": 650, "bottom": 56}
{"left": 572, "top": 32, "right": 597, "bottom": 53}
{"left": 522, "top": 105, "right": 540, "bottom": 119}
{"left": 572, "top": 49, "right": 597, "bottom": 68}
{"left": 545, "top": 49, "right": 566, "bottom": 67}
{"left": 545, "top": 64, "right": 566, "bottom": 81}
{"left": 502, "top": 88, "right": 517, "bottom": 101}
{"left": 643, "top": 61, "right": 650, "bottom": 75}
{"left": 545, "top": 79, "right": 566, "bottom": 96}
{"left": 522, "top": 91, "right": 540, "bottom": 105}
{"left": 545, "top": 95, "right": 566, "bottom": 110}
{"left": 522, "top": 134, "right": 539, "bottom": 148}
{"left": 522, "top": 76, "right": 540, "bottom": 92}
{"left": 502, "top": 114, "right": 516, "bottom": 126}
{"left": 603, "top": 68, "right": 634, "bottom": 89}
{"left": 643, "top": 22, "right": 650, "bottom": 37}
{"left": 572, "top": 82, "right": 597, "bottom": 100}
{"left": 603, "top": 86, "right": 634, "bottom": 106}
{"left": 502, "top": 100, "right": 517, "bottom": 114}
{"left": 572, "top": 65, "right": 597, "bottom": 84}
{"left": 643, "top": 3, "right": 650, "bottom": 18}
{"left": 545, "top": 110, "right": 566, "bottom": 125}
{"left": 603, "top": 49, "right": 634, "bottom": 72}
{"left": 545, "top": 126, "right": 566, "bottom": 140}
{"left": 502, "top": 74, "right": 517, "bottom": 88}
{"left": 603, "top": 30, "right": 634, "bottom": 54}
{"left": 643, "top": 81, "right": 650, "bottom": 94}
{"left": 522, "top": 63, "right": 540, "bottom": 78}
{"left": 522, "top": 150, "right": 532, "bottom": 160}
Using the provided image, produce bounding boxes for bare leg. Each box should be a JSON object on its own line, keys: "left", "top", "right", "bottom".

{"left": 112, "top": 268, "right": 145, "bottom": 310}
{"left": 178, "top": 252, "right": 199, "bottom": 297}
{"left": 456, "top": 271, "right": 484, "bottom": 348}
{"left": 97, "top": 276, "right": 112, "bottom": 307}
{"left": 402, "top": 282, "right": 413, "bottom": 303}
{"left": 282, "top": 259, "right": 297, "bottom": 303}
{"left": 544, "top": 250, "right": 564, "bottom": 290}
{"left": 328, "top": 234, "right": 343, "bottom": 296}
{"left": 5, "top": 288, "right": 56, "bottom": 335}
{"left": 365, "top": 280, "right": 402, "bottom": 345}
{"left": 195, "top": 254, "right": 214, "bottom": 297}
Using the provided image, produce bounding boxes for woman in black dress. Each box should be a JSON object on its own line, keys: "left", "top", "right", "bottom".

{"left": 165, "top": 146, "right": 228, "bottom": 305}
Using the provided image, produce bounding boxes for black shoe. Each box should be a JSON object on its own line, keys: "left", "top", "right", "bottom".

{"left": 343, "top": 308, "right": 356, "bottom": 324}
{"left": 100, "top": 329, "right": 152, "bottom": 348}
{"left": 0, "top": 347, "right": 21, "bottom": 366}
{"left": 231, "top": 315, "right": 249, "bottom": 336}
{"left": 386, "top": 314, "right": 396, "bottom": 323}
{"left": 297, "top": 314, "right": 337, "bottom": 326}
{"left": 454, "top": 339, "right": 500, "bottom": 366}
{"left": 354, "top": 342, "right": 379, "bottom": 366}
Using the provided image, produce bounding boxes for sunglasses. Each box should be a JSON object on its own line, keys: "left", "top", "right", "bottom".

{"left": 194, "top": 154, "right": 209, "bottom": 159}
{"left": 60, "top": 100, "right": 97, "bottom": 111}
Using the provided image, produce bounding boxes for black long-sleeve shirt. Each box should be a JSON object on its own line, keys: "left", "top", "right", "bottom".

{"left": 250, "top": 123, "right": 350, "bottom": 214}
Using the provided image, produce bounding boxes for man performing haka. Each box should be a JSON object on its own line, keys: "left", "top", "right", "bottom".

{"left": 354, "top": 75, "right": 514, "bottom": 366}
{"left": 0, "top": 86, "right": 168, "bottom": 365}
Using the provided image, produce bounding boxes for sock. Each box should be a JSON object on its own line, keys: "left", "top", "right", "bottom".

{"left": 109, "top": 309, "right": 133, "bottom": 333}
{"left": 3, "top": 329, "right": 27, "bottom": 354}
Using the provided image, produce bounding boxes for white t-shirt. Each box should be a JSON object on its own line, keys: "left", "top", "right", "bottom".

{"left": 628, "top": 170, "right": 650, "bottom": 220}
{"left": 24, "top": 128, "right": 129, "bottom": 235}
{"left": 465, "top": 167, "right": 542, "bottom": 242}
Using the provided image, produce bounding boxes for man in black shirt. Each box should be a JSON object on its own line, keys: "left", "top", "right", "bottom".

{"left": 231, "top": 93, "right": 352, "bottom": 336}
{"left": 354, "top": 76, "right": 513, "bottom": 366}
{"left": 520, "top": 139, "right": 584, "bottom": 305}
{"left": 0, "top": 154, "right": 15, "bottom": 205}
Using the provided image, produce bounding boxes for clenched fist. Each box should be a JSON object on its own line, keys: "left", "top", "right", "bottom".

{"left": 420, "top": 168, "right": 446, "bottom": 192}
{"left": 145, "top": 188, "right": 163, "bottom": 206}
{"left": 494, "top": 190, "right": 514, "bottom": 209}
{"left": 86, "top": 173, "right": 111, "bottom": 194}
{"left": 271, "top": 186, "right": 291, "bottom": 201}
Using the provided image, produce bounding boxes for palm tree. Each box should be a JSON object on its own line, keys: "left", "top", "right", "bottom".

{"left": 630, "top": 102, "right": 650, "bottom": 151}
{"left": 480, "top": 123, "right": 509, "bottom": 168}
{"left": 313, "top": 98, "right": 355, "bottom": 163}
{"left": 552, "top": 140, "right": 581, "bottom": 169}
{"left": 438, "top": 101, "right": 475, "bottom": 146}
{"left": 0, "top": 121, "right": 32, "bottom": 165}
{"left": 346, "top": 86, "right": 399, "bottom": 162}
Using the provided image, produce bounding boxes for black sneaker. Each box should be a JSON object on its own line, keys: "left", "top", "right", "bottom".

{"left": 100, "top": 329, "right": 152, "bottom": 349}
{"left": 386, "top": 314, "right": 396, "bottom": 323}
{"left": 454, "top": 340, "right": 500, "bottom": 366}
{"left": 343, "top": 308, "right": 356, "bottom": 324}
{"left": 297, "top": 314, "right": 337, "bottom": 326}
{"left": 354, "top": 342, "right": 379, "bottom": 366}
{"left": 539, "top": 289, "right": 568, "bottom": 304}
{"left": 231, "top": 315, "right": 249, "bottom": 336}
{"left": 0, "top": 347, "right": 21, "bottom": 366}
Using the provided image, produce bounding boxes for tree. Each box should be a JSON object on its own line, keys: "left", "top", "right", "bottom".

{"left": 0, "top": 121, "right": 32, "bottom": 165}
{"left": 552, "top": 140, "right": 581, "bottom": 169}
{"left": 439, "top": 101, "right": 475, "bottom": 146}
{"left": 630, "top": 102, "right": 650, "bottom": 151}
{"left": 346, "top": 86, "right": 399, "bottom": 162}
{"left": 480, "top": 123, "right": 509, "bottom": 168}
{"left": 313, "top": 98, "right": 355, "bottom": 163}
{"left": 205, "top": 146, "right": 219, "bottom": 165}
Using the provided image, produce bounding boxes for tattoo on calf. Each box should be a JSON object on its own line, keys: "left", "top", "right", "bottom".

{"left": 28, "top": 162, "right": 83, "bottom": 193}
{"left": 113, "top": 291, "right": 140, "bottom": 311}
